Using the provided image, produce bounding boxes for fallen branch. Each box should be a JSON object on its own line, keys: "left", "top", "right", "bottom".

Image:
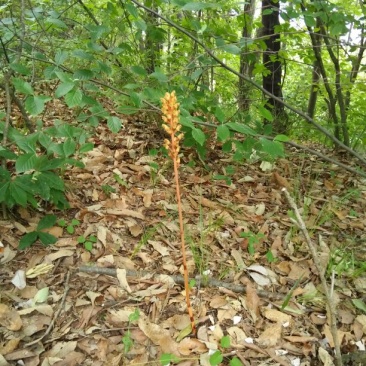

{"left": 77, "top": 265, "right": 284, "bottom": 301}
{"left": 282, "top": 188, "right": 342, "bottom": 366}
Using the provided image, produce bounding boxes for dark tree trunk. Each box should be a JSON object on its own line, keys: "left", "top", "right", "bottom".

{"left": 262, "top": 0, "right": 287, "bottom": 133}
{"left": 238, "top": 0, "right": 256, "bottom": 111}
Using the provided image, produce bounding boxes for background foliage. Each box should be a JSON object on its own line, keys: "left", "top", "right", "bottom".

{"left": 0, "top": 0, "right": 365, "bottom": 213}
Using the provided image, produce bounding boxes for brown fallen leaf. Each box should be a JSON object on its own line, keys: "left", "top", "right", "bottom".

{"left": 272, "top": 171, "right": 291, "bottom": 190}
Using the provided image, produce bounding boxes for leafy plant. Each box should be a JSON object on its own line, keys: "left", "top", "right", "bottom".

{"left": 77, "top": 234, "right": 97, "bottom": 252}
{"left": 240, "top": 231, "right": 265, "bottom": 256}
{"left": 122, "top": 309, "right": 140, "bottom": 354}
{"left": 58, "top": 218, "right": 80, "bottom": 234}
{"left": 19, "top": 214, "right": 58, "bottom": 249}
{"left": 101, "top": 184, "right": 116, "bottom": 197}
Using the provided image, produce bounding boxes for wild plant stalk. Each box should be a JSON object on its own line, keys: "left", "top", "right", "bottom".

{"left": 161, "top": 91, "right": 196, "bottom": 335}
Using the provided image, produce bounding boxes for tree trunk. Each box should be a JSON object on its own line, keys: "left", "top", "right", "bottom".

{"left": 238, "top": 0, "right": 256, "bottom": 111}
{"left": 262, "top": 0, "right": 287, "bottom": 133}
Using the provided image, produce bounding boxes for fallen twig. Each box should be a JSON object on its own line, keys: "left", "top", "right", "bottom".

{"left": 282, "top": 188, "right": 342, "bottom": 366}
{"left": 77, "top": 265, "right": 284, "bottom": 301}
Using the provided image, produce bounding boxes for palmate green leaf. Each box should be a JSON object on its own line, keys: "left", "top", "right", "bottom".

{"left": 65, "top": 88, "right": 83, "bottom": 108}
{"left": 34, "top": 156, "right": 64, "bottom": 171}
{"left": 192, "top": 127, "right": 206, "bottom": 146}
{"left": 55, "top": 82, "right": 75, "bottom": 98}
{"left": 19, "top": 231, "right": 39, "bottom": 250}
{"left": 107, "top": 116, "right": 122, "bottom": 133}
{"left": 0, "top": 146, "right": 17, "bottom": 159}
{"left": 37, "top": 214, "right": 57, "bottom": 231}
{"left": 0, "top": 181, "right": 10, "bottom": 203}
{"left": 63, "top": 138, "right": 76, "bottom": 157}
{"left": 35, "top": 171, "right": 65, "bottom": 197}
{"left": 12, "top": 78, "right": 34, "bottom": 95}
{"left": 15, "top": 153, "right": 37, "bottom": 173}
{"left": 9, "top": 180, "right": 28, "bottom": 207}
{"left": 14, "top": 134, "right": 38, "bottom": 153}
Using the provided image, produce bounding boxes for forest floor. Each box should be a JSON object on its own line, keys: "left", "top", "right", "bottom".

{"left": 1, "top": 107, "right": 366, "bottom": 366}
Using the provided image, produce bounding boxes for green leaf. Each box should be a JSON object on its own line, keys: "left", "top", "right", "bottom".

{"left": 19, "top": 231, "right": 39, "bottom": 250}
{"left": 0, "top": 181, "right": 10, "bottom": 203}
{"left": 25, "top": 95, "right": 50, "bottom": 116}
{"left": 217, "top": 125, "right": 230, "bottom": 142}
{"left": 10, "top": 63, "right": 31, "bottom": 76}
{"left": 257, "top": 105, "right": 273, "bottom": 121}
{"left": 37, "top": 214, "right": 57, "bottom": 231}
{"left": 192, "top": 128, "right": 206, "bottom": 146}
{"left": 274, "top": 134, "right": 290, "bottom": 142}
{"left": 0, "top": 146, "right": 17, "bottom": 159}
{"left": 182, "top": 2, "right": 218, "bottom": 11}
{"left": 128, "top": 309, "right": 140, "bottom": 322}
{"left": 221, "top": 44, "right": 241, "bottom": 55}
{"left": 125, "top": 2, "right": 139, "bottom": 17}
{"left": 303, "top": 14, "right": 316, "bottom": 27}
{"left": 230, "top": 357, "right": 244, "bottom": 366}
{"left": 38, "top": 171, "right": 65, "bottom": 190}
{"left": 226, "top": 122, "right": 257, "bottom": 136}
{"left": 55, "top": 50, "right": 69, "bottom": 66}
{"left": 134, "top": 19, "right": 147, "bottom": 31}
{"left": 38, "top": 232, "right": 58, "bottom": 245}
{"left": 131, "top": 65, "right": 148, "bottom": 76}
{"left": 79, "top": 143, "right": 94, "bottom": 153}
{"left": 55, "top": 82, "right": 75, "bottom": 98}
{"left": 149, "top": 71, "right": 168, "bottom": 82}
{"left": 12, "top": 78, "right": 33, "bottom": 95}
{"left": 209, "top": 350, "right": 223, "bottom": 366}
{"left": 10, "top": 181, "right": 28, "bottom": 207}
{"left": 352, "top": 299, "right": 366, "bottom": 313}
{"left": 220, "top": 335, "right": 231, "bottom": 348}
{"left": 63, "top": 138, "right": 76, "bottom": 157}
{"left": 107, "top": 116, "right": 122, "bottom": 133}
{"left": 46, "top": 17, "right": 67, "bottom": 28}
{"left": 74, "top": 69, "right": 94, "bottom": 80}
{"left": 15, "top": 153, "right": 37, "bottom": 173}
{"left": 65, "top": 88, "right": 83, "bottom": 108}
{"left": 160, "top": 353, "right": 181, "bottom": 365}
{"left": 260, "top": 138, "right": 285, "bottom": 158}
{"left": 117, "top": 106, "right": 139, "bottom": 114}
{"left": 73, "top": 49, "right": 94, "bottom": 61}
